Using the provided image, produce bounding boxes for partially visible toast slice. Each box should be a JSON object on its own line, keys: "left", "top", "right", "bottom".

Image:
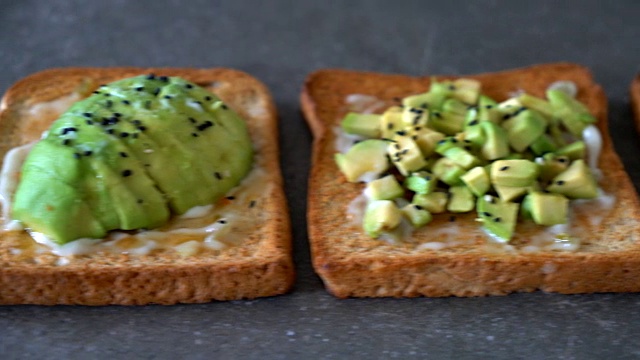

{"left": 0, "top": 68, "right": 294, "bottom": 305}
{"left": 302, "top": 63, "right": 640, "bottom": 298}
{"left": 631, "top": 74, "right": 640, "bottom": 133}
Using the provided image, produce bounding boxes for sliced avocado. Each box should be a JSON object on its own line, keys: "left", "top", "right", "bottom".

{"left": 463, "top": 107, "right": 486, "bottom": 145}
{"left": 435, "top": 136, "right": 463, "bottom": 155}
{"left": 517, "top": 93, "right": 554, "bottom": 118}
{"left": 341, "top": 112, "right": 382, "bottom": 138}
{"left": 522, "top": 192, "right": 569, "bottom": 226}
{"left": 506, "top": 110, "right": 547, "bottom": 152}
{"left": 401, "top": 204, "right": 433, "bottom": 228}
{"left": 537, "top": 154, "right": 570, "bottom": 182}
{"left": 461, "top": 166, "right": 490, "bottom": 196}
{"left": 490, "top": 159, "right": 539, "bottom": 187}
{"left": 476, "top": 195, "right": 519, "bottom": 242}
{"left": 365, "top": 174, "right": 404, "bottom": 200}
{"left": 494, "top": 184, "right": 529, "bottom": 202}
{"left": 546, "top": 159, "right": 598, "bottom": 199}
{"left": 336, "top": 139, "right": 390, "bottom": 182}
{"left": 409, "top": 127, "right": 445, "bottom": 157}
{"left": 480, "top": 122, "right": 509, "bottom": 160}
{"left": 380, "top": 106, "right": 403, "bottom": 139}
{"left": 412, "top": 192, "right": 448, "bottom": 214}
{"left": 477, "top": 95, "right": 502, "bottom": 124}
{"left": 442, "top": 147, "right": 480, "bottom": 170}
{"left": 556, "top": 141, "right": 585, "bottom": 160}
{"left": 432, "top": 157, "right": 465, "bottom": 186}
{"left": 363, "top": 200, "right": 402, "bottom": 238}
{"left": 404, "top": 171, "right": 437, "bottom": 194}
{"left": 447, "top": 186, "right": 475, "bottom": 213}
{"left": 388, "top": 136, "right": 427, "bottom": 176}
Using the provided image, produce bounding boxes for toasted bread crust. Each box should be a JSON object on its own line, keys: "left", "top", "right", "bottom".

{"left": 631, "top": 74, "right": 640, "bottom": 133}
{"left": 302, "top": 63, "right": 640, "bottom": 298}
{"left": 0, "top": 67, "right": 294, "bottom": 305}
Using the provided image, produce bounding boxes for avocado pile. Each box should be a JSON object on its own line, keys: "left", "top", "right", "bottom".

{"left": 12, "top": 75, "right": 253, "bottom": 244}
{"left": 336, "top": 78, "right": 599, "bottom": 242}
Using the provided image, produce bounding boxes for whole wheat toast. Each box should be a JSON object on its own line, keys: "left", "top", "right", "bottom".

{"left": 0, "top": 67, "right": 294, "bottom": 305}
{"left": 631, "top": 74, "right": 640, "bottom": 133}
{"left": 302, "top": 63, "right": 640, "bottom": 298}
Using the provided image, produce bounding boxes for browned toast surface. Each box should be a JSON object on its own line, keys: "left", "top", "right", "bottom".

{"left": 302, "top": 63, "right": 640, "bottom": 298}
{"left": 0, "top": 67, "right": 294, "bottom": 305}
{"left": 631, "top": 74, "right": 640, "bottom": 133}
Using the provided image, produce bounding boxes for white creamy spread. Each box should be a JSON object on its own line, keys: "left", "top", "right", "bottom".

{"left": 339, "top": 88, "right": 614, "bottom": 253}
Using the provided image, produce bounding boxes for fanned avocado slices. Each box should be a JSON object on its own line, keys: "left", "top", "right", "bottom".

{"left": 12, "top": 74, "right": 253, "bottom": 244}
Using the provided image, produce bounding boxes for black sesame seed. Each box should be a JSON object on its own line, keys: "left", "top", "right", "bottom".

{"left": 137, "top": 199, "right": 143, "bottom": 204}
{"left": 421, "top": 102, "right": 429, "bottom": 109}
{"left": 192, "top": 133, "right": 199, "bottom": 137}
{"left": 221, "top": 104, "right": 228, "bottom": 110}
{"left": 214, "top": 172, "right": 223, "bottom": 180}
{"left": 73, "top": 153, "right": 81, "bottom": 159}
{"left": 135, "top": 87, "right": 144, "bottom": 92}
{"left": 83, "top": 112, "right": 92, "bottom": 118}
{"left": 205, "top": 96, "right": 212, "bottom": 101}
{"left": 105, "top": 100, "right": 113, "bottom": 107}
{"left": 499, "top": 166, "right": 510, "bottom": 171}
{"left": 437, "top": 139, "right": 446, "bottom": 145}
{"left": 485, "top": 105, "right": 493, "bottom": 109}
{"left": 425, "top": 176, "right": 431, "bottom": 181}
{"left": 218, "top": 219, "right": 227, "bottom": 224}
{"left": 396, "top": 130, "right": 407, "bottom": 136}
{"left": 414, "top": 126, "right": 422, "bottom": 131}
{"left": 249, "top": 200, "right": 256, "bottom": 208}
{"left": 137, "top": 126, "right": 146, "bottom": 131}
{"left": 153, "top": 88, "right": 160, "bottom": 96}
{"left": 159, "top": 76, "right": 168, "bottom": 82}
{"left": 185, "top": 84, "right": 193, "bottom": 89}
{"left": 107, "top": 129, "right": 115, "bottom": 135}
{"left": 120, "top": 132, "right": 129, "bottom": 138}
{"left": 449, "top": 216, "right": 457, "bottom": 222}
{"left": 163, "top": 95, "right": 172, "bottom": 99}
{"left": 414, "top": 204, "right": 423, "bottom": 210}
{"left": 119, "top": 152, "right": 128, "bottom": 158}
{"left": 433, "top": 112, "right": 442, "bottom": 119}
{"left": 469, "top": 120, "right": 479, "bottom": 126}
{"left": 93, "top": 91, "right": 100, "bottom": 94}
{"left": 465, "top": 146, "right": 472, "bottom": 151}
{"left": 483, "top": 212, "right": 492, "bottom": 217}
{"left": 146, "top": 74, "right": 156, "bottom": 80}
{"left": 122, "top": 100, "right": 131, "bottom": 105}
{"left": 464, "top": 139, "right": 471, "bottom": 143}
{"left": 556, "top": 180, "right": 565, "bottom": 185}
{"left": 189, "top": 117, "right": 197, "bottom": 124}
{"left": 122, "top": 170, "right": 132, "bottom": 177}
{"left": 86, "top": 120, "right": 94, "bottom": 125}
{"left": 62, "top": 139, "right": 71, "bottom": 146}
{"left": 387, "top": 123, "right": 394, "bottom": 130}
{"left": 502, "top": 114, "right": 511, "bottom": 120}
{"left": 412, "top": 135, "right": 418, "bottom": 140}
{"left": 84, "top": 150, "right": 92, "bottom": 156}
{"left": 451, "top": 138, "right": 458, "bottom": 143}
{"left": 494, "top": 217, "right": 502, "bottom": 223}
{"left": 61, "top": 127, "right": 77, "bottom": 135}
{"left": 557, "top": 158, "right": 567, "bottom": 163}
{"left": 114, "top": 112, "right": 122, "bottom": 117}
{"left": 226, "top": 196, "right": 236, "bottom": 200}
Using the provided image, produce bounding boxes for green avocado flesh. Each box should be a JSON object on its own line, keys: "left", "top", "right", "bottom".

{"left": 336, "top": 77, "right": 600, "bottom": 243}
{"left": 12, "top": 75, "right": 253, "bottom": 244}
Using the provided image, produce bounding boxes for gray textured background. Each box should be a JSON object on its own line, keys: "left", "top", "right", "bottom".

{"left": 1, "top": 0, "right": 640, "bottom": 359}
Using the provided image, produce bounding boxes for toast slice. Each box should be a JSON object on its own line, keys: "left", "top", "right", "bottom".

{"left": 302, "top": 63, "right": 640, "bottom": 298}
{"left": 0, "top": 67, "right": 294, "bottom": 305}
{"left": 631, "top": 74, "right": 640, "bottom": 133}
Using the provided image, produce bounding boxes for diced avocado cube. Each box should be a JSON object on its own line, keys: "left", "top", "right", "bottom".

{"left": 530, "top": 134, "right": 558, "bottom": 156}
{"left": 506, "top": 110, "right": 547, "bottom": 152}
{"left": 478, "top": 95, "right": 502, "bottom": 124}
{"left": 450, "top": 78, "right": 481, "bottom": 104}
{"left": 435, "top": 136, "right": 462, "bottom": 155}
{"left": 388, "top": 136, "right": 427, "bottom": 176}
{"left": 490, "top": 159, "right": 539, "bottom": 187}
{"left": 404, "top": 171, "right": 437, "bottom": 194}
{"left": 402, "top": 90, "right": 447, "bottom": 112}
{"left": 432, "top": 157, "right": 465, "bottom": 186}
{"left": 463, "top": 107, "right": 486, "bottom": 146}
{"left": 401, "top": 204, "right": 433, "bottom": 227}
{"left": 335, "top": 139, "right": 390, "bottom": 182}
{"left": 431, "top": 99, "right": 467, "bottom": 135}
{"left": 410, "top": 127, "right": 445, "bottom": 157}
{"left": 365, "top": 174, "right": 405, "bottom": 200}
{"left": 461, "top": 166, "right": 490, "bottom": 196}
{"left": 476, "top": 195, "right": 519, "bottom": 242}
{"left": 447, "top": 186, "right": 475, "bottom": 213}
{"left": 341, "top": 112, "right": 382, "bottom": 138}
{"left": 494, "top": 184, "right": 529, "bottom": 202}
{"left": 556, "top": 141, "right": 585, "bottom": 160}
{"left": 523, "top": 192, "right": 569, "bottom": 226}
{"left": 517, "top": 93, "right": 554, "bottom": 118}
{"left": 402, "top": 106, "right": 428, "bottom": 127}
{"left": 442, "top": 147, "right": 480, "bottom": 170}
{"left": 363, "top": 200, "right": 402, "bottom": 238}
{"left": 547, "top": 89, "right": 596, "bottom": 136}
{"left": 480, "top": 122, "right": 509, "bottom": 160}
{"left": 412, "top": 192, "right": 448, "bottom": 214}
{"left": 546, "top": 159, "right": 598, "bottom": 199}
{"left": 537, "top": 154, "right": 570, "bottom": 182}
{"left": 380, "top": 106, "right": 403, "bottom": 139}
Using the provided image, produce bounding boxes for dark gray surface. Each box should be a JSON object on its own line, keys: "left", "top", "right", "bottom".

{"left": 1, "top": 0, "right": 640, "bottom": 359}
